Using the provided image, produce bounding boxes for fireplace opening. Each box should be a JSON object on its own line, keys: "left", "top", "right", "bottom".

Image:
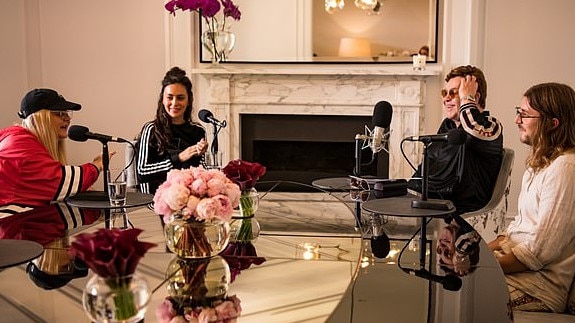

{"left": 241, "top": 114, "right": 389, "bottom": 192}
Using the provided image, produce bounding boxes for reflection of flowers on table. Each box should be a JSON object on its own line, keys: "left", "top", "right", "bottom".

{"left": 158, "top": 257, "right": 241, "bottom": 323}
{"left": 221, "top": 242, "right": 266, "bottom": 283}
{"left": 157, "top": 294, "right": 241, "bottom": 323}
{"left": 70, "top": 228, "right": 156, "bottom": 321}
{"left": 153, "top": 167, "right": 241, "bottom": 257}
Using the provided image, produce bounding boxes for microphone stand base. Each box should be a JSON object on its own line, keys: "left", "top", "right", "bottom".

{"left": 411, "top": 199, "right": 455, "bottom": 211}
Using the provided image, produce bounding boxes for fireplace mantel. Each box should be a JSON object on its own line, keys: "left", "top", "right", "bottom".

{"left": 191, "top": 65, "right": 441, "bottom": 179}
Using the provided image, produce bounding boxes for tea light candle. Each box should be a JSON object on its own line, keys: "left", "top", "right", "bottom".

{"left": 413, "top": 54, "right": 426, "bottom": 70}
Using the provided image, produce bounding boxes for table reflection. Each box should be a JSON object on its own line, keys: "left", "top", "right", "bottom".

{"left": 0, "top": 182, "right": 512, "bottom": 323}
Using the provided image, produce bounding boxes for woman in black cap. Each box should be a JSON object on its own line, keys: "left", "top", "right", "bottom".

{"left": 0, "top": 88, "right": 111, "bottom": 207}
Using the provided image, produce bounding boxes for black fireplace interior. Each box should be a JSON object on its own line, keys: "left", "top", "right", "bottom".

{"left": 241, "top": 114, "right": 389, "bottom": 192}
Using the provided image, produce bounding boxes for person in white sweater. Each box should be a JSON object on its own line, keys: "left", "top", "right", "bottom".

{"left": 489, "top": 82, "right": 575, "bottom": 313}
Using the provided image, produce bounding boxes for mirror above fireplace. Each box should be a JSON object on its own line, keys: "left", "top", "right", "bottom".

{"left": 199, "top": 0, "right": 439, "bottom": 64}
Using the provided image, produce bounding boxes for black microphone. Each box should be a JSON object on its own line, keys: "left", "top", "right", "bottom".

{"left": 402, "top": 268, "right": 462, "bottom": 291}
{"left": 370, "top": 101, "right": 393, "bottom": 153}
{"left": 369, "top": 214, "right": 390, "bottom": 258}
{"left": 198, "top": 109, "right": 227, "bottom": 128}
{"left": 68, "top": 125, "right": 129, "bottom": 143}
{"left": 371, "top": 233, "right": 390, "bottom": 259}
{"left": 404, "top": 128, "right": 467, "bottom": 145}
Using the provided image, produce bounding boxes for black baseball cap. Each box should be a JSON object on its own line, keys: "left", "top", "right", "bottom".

{"left": 19, "top": 88, "right": 82, "bottom": 119}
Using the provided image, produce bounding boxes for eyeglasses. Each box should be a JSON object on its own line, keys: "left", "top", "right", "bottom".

{"left": 350, "top": 176, "right": 371, "bottom": 202}
{"left": 514, "top": 107, "right": 540, "bottom": 124}
{"left": 51, "top": 110, "right": 73, "bottom": 119}
{"left": 441, "top": 88, "right": 459, "bottom": 99}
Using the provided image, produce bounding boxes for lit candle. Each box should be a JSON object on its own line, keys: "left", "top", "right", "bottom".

{"left": 413, "top": 54, "right": 426, "bottom": 70}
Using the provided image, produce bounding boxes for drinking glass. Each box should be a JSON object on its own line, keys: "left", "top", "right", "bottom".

{"left": 205, "top": 151, "right": 223, "bottom": 170}
{"left": 107, "top": 169, "right": 127, "bottom": 207}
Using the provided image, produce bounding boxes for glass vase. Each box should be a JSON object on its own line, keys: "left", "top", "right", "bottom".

{"left": 201, "top": 29, "right": 236, "bottom": 63}
{"left": 164, "top": 216, "right": 230, "bottom": 259}
{"left": 229, "top": 188, "right": 261, "bottom": 243}
{"left": 82, "top": 273, "right": 151, "bottom": 323}
{"left": 165, "top": 256, "right": 231, "bottom": 303}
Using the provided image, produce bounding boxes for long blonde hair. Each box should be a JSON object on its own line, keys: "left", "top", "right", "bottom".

{"left": 21, "top": 110, "right": 67, "bottom": 164}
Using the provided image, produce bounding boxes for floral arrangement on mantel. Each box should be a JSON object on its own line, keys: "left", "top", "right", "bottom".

{"left": 70, "top": 228, "right": 157, "bottom": 321}
{"left": 165, "top": 0, "right": 242, "bottom": 62}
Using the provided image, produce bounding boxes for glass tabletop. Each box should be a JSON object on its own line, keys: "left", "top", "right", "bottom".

{"left": 0, "top": 181, "right": 511, "bottom": 323}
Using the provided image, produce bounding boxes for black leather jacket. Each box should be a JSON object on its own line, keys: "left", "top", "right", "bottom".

{"left": 408, "top": 103, "right": 503, "bottom": 215}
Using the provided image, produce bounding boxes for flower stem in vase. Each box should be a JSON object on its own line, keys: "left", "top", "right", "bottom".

{"left": 107, "top": 276, "right": 138, "bottom": 320}
{"left": 233, "top": 190, "right": 260, "bottom": 242}
{"left": 176, "top": 221, "right": 213, "bottom": 258}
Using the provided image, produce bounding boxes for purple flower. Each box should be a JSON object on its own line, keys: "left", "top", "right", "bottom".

{"left": 164, "top": 0, "right": 242, "bottom": 22}
{"left": 223, "top": 159, "right": 266, "bottom": 191}
{"left": 221, "top": 0, "right": 241, "bottom": 20}
{"left": 69, "top": 228, "right": 156, "bottom": 278}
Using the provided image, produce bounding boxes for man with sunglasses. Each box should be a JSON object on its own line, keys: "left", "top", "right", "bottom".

{"left": 407, "top": 65, "right": 503, "bottom": 215}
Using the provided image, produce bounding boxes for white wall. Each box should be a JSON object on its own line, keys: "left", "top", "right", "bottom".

{"left": 482, "top": 0, "right": 575, "bottom": 218}
{"left": 0, "top": 0, "right": 168, "bottom": 189}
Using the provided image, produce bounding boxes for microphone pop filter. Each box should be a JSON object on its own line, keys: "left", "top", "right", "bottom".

{"left": 372, "top": 101, "right": 393, "bottom": 128}
{"left": 198, "top": 109, "right": 213, "bottom": 123}
{"left": 68, "top": 125, "right": 89, "bottom": 142}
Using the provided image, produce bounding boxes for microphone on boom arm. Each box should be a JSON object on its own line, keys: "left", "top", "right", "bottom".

{"left": 404, "top": 128, "right": 467, "bottom": 145}
{"left": 198, "top": 109, "right": 226, "bottom": 157}
{"left": 68, "top": 125, "right": 129, "bottom": 143}
{"left": 198, "top": 109, "right": 227, "bottom": 128}
{"left": 402, "top": 267, "right": 462, "bottom": 291}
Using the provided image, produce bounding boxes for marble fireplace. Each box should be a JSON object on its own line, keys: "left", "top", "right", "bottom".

{"left": 192, "top": 66, "right": 440, "bottom": 185}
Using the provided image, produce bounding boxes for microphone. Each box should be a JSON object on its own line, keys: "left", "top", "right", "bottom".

{"left": 370, "top": 101, "right": 393, "bottom": 153}
{"left": 68, "top": 125, "right": 129, "bottom": 143}
{"left": 369, "top": 214, "right": 390, "bottom": 258}
{"left": 404, "top": 128, "right": 467, "bottom": 145}
{"left": 198, "top": 109, "right": 227, "bottom": 128}
{"left": 402, "top": 268, "right": 462, "bottom": 291}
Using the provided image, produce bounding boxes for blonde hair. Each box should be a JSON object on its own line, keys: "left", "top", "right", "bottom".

{"left": 21, "top": 110, "right": 67, "bottom": 164}
{"left": 34, "top": 238, "right": 73, "bottom": 275}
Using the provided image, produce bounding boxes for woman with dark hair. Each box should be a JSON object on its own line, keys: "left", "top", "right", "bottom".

{"left": 489, "top": 83, "right": 575, "bottom": 313}
{"left": 137, "top": 67, "right": 208, "bottom": 194}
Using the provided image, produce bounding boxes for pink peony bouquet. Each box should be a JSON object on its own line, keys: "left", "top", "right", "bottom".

{"left": 153, "top": 167, "right": 241, "bottom": 224}
{"left": 156, "top": 294, "right": 241, "bottom": 323}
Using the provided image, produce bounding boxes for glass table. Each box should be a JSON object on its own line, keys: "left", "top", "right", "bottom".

{"left": 0, "top": 182, "right": 511, "bottom": 322}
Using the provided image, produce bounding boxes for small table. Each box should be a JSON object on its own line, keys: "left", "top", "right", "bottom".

{"left": 362, "top": 196, "right": 455, "bottom": 268}
{"left": 362, "top": 196, "right": 454, "bottom": 218}
{"left": 311, "top": 177, "right": 351, "bottom": 191}
{"left": 66, "top": 191, "right": 153, "bottom": 209}
{"left": 0, "top": 239, "right": 43, "bottom": 269}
